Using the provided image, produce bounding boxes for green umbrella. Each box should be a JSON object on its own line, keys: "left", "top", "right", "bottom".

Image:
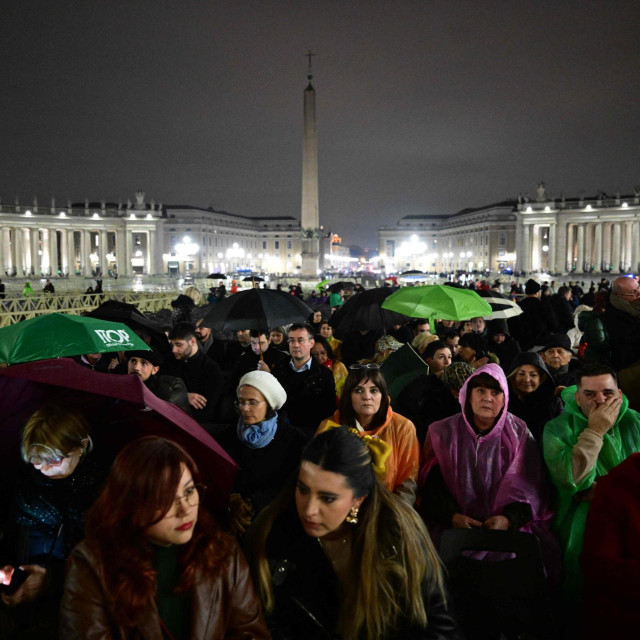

{"left": 0, "top": 313, "right": 151, "bottom": 365}
{"left": 381, "top": 285, "right": 492, "bottom": 324}
{"left": 314, "top": 278, "right": 332, "bottom": 291}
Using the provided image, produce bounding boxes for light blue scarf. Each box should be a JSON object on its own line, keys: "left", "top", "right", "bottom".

{"left": 237, "top": 413, "right": 279, "bottom": 449}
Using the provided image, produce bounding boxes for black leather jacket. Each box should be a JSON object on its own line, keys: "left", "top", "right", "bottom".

{"left": 262, "top": 507, "right": 460, "bottom": 640}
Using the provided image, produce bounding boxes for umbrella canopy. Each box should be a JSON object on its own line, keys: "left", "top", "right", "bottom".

{"left": 242, "top": 275, "right": 264, "bottom": 282}
{"left": 314, "top": 278, "right": 332, "bottom": 291}
{"left": 328, "top": 281, "right": 355, "bottom": 293}
{"left": 87, "top": 300, "right": 168, "bottom": 351}
{"left": 381, "top": 285, "right": 492, "bottom": 322}
{"left": 0, "top": 313, "right": 151, "bottom": 365}
{"left": 477, "top": 290, "right": 523, "bottom": 319}
{"left": 206, "top": 272, "right": 226, "bottom": 279}
{"left": 329, "top": 287, "right": 409, "bottom": 336}
{"left": 0, "top": 359, "right": 236, "bottom": 510}
{"left": 200, "top": 288, "right": 312, "bottom": 332}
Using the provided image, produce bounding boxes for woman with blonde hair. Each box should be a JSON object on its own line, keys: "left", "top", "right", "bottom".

{"left": 60, "top": 436, "right": 268, "bottom": 639}
{"left": 246, "top": 428, "right": 458, "bottom": 639}
{"left": 0, "top": 406, "right": 103, "bottom": 636}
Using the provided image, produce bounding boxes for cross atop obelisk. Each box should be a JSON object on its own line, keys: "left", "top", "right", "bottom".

{"left": 306, "top": 50, "right": 315, "bottom": 79}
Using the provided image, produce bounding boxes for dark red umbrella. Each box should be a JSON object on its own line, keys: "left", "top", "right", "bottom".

{"left": 0, "top": 359, "right": 236, "bottom": 510}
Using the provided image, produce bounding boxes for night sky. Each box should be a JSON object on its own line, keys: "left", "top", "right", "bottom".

{"left": 2, "top": 1, "right": 639, "bottom": 248}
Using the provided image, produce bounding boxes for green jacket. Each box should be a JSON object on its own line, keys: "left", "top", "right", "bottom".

{"left": 543, "top": 386, "right": 640, "bottom": 596}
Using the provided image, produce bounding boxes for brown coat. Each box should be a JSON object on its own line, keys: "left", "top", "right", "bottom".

{"left": 60, "top": 539, "right": 270, "bottom": 640}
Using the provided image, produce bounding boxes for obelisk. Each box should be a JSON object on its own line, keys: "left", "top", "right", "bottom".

{"left": 301, "top": 50, "right": 321, "bottom": 277}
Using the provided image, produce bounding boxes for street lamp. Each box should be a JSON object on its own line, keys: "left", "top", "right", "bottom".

{"left": 175, "top": 235, "right": 199, "bottom": 279}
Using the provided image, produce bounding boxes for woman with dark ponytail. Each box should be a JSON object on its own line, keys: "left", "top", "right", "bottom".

{"left": 246, "top": 427, "right": 458, "bottom": 639}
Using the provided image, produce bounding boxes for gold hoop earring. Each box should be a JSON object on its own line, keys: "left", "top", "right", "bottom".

{"left": 345, "top": 506, "right": 359, "bottom": 525}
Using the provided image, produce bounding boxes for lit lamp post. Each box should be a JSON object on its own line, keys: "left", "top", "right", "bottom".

{"left": 175, "top": 235, "right": 199, "bottom": 281}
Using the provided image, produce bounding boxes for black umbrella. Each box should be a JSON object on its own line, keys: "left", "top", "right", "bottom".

{"left": 200, "top": 288, "right": 312, "bottom": 332}
{"left": 328, "top": 281, "right": 355, "bottom": 293}
{"left": 242, "top": 275, "right": 264, "bottom": 282}
{"left": 207, "top": 273, "right": 226, "bottom": 279}
{"left": 87, "top": 300, "right": 169, "bottom": 352}
{"left": 328, "top": 287, "right": 409, "bottom": 337}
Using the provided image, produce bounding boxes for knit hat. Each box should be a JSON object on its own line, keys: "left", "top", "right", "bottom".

{"left": 524, "top": 279, "right": 541, "bottom": 295}
{"left": 237, "top": 371, "right": 287, "bottom": 410}
{"left": 441, "top": 361, "right": 475, "bottom": 392}
{"left": 375, "top": 335, "right": 403, "bottom": 353}
{"left": 126, "top": 348, "right": 163, "bottom": 367}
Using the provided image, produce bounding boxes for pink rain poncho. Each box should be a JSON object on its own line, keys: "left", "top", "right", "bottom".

{"left": 420, "top": 364, "right": 557, "bottom": 566}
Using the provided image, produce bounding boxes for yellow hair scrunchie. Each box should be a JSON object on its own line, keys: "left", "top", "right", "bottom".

{"left": 320, "top": 422, "right": 391, "bottom": 476}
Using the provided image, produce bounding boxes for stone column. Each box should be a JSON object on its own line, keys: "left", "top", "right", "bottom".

{"left": 566, "top": 224, "right": 575, "bottom": 273}
{"left": 611, "top": 223, "right": 622, "bottom": 273}
{"left": 41, "top": 228, "right": 50, "bottom": 275}
{"left": 0, "top": 227, "right": 4, "bottom": 275}
{"left": 584, "top": 224, "right": 593, "bottom": 272}
{"left": 30, "top": 228, "right": 39, "bottom": 275}
{"left": 521, "top": 224, "right": 531, "bottom": 272}
{"left": 51, "top": 229, "right": 59, "bottom": 275}
{"left": 126, "top": 229, "right": 134, "bottom": 276}
{"left": 555, "top": 220, "right": 567, "bottom": 274}
{"left": 514, "top": 220, "right": 523, "bottom": 272}
{"left": 624, "top": 222, "right": 633, "bottom": 271}
{"left": 1, "top": 228, "right": 10, "bottom": 273}
{"left": 67, "top": 230, "right": 75, "bottom": 275}
{"left": 593, "top": 223, "right": 603, "bottom": 273}
{"left": 100, "top": 230, "right": 109, "bottom": 276}
{"left": 15, "top": 229, "right": 25, "bottom": 275}
{"left": 116, "top": 228, "right": 127, "bottom": 277}
{"left": 531, "top": 225, "right": 541, "bottom": 271}
{"left": 146, "top": 230, "right": 154, "bottom": 275}
{"left": 83, "top": 230, "right": 92, "bottom": 275}
{"left": 631, "top": 221, "right": 640, "bottom": 274}
{"left": 548, "top": 223, "right": 557, "bottom": 273}
{"left": 60, "top": 229, "right": 68, "bottom": 275}
{"left": 575, "top": 224, "right": 585, "bottom": 274}
{"left": 602, "top": 223, "right": 612, "bottom": 270}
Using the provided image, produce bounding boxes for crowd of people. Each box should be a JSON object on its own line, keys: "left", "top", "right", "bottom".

{"left": 1, "top": 273, "right": 640, "bottom": 639}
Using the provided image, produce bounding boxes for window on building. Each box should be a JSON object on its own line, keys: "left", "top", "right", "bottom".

{"left": 287, "top": 241, "right": 292, "bottom": 249}
{"left": 275, "top": 241, "right": 280, "bottom": 250}
{"left": 498, "top": 233, "right": 506, "bottom": 246}
{"left": 262, "top": 241, "right": 267, "bottom": 249}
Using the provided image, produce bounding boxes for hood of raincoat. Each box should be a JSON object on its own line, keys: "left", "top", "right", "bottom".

{"left": 560, "top": 383, "right": 630, "bottom": 426}
{"left": 421, "top": 362, "right": 553, "bottom": 525}
{"left": 508, "top": 351, "right": 557, "bottom": 393}
{"left": 457, "top": 363, "right": 509, "bottom": 440}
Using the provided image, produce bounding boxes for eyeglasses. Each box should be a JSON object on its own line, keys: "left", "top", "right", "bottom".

{"left": 288, "top": 337, "right": 310, "bottom": 344}
{"left": 29, "top": 455, "right": 65, "bottom": 467}
{"left": 164, "top": 484, "right": 206, "bottom": 518}
{"left": 619, "top": 289, "right": 640, "bottom": 298}
{"left": 349, "top": 363, "right": 381, "bottom": 371}
{"left": 234, "top": 399, "right": 267, "bottom": 408}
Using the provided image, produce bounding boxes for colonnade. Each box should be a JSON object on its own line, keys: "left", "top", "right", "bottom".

{"left": 0, "top": 226, "right": 154, "bottom": 277}
{"left": 520, "top": 219, "right": 640, "bottom": 275}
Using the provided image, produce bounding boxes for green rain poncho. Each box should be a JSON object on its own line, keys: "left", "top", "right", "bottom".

{"left": 543, "top": 385, "right": 640, "bottom": 597}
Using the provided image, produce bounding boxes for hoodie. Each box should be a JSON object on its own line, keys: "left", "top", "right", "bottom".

{"left": 507, "top": 352, "right": 563, "bottom": 442}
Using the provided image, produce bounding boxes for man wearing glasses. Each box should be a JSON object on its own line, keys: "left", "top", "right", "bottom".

{"left": 602, "top": 276, "right": 640, "bottom": 372}
{"left": 271, "top": 323, "right": 336, "bottom": 438}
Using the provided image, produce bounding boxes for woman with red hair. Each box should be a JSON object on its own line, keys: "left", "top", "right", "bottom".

{"left": 60, "top": 436, "right": 268, "bottom": 639}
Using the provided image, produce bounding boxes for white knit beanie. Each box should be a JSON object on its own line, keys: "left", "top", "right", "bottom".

{"left": 237, "top": 371, "right": 287, "bottom": 411}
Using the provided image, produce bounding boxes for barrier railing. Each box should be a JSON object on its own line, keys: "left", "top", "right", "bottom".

{"left": 0, "top": 291, "right": 179, "bottom": 327}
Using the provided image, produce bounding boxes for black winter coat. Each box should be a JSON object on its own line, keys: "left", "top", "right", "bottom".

{"left": 261, "top": 507, "right": 460, "bottom": 640}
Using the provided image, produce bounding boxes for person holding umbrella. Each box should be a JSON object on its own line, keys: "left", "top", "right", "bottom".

{"left": 60, "top": 437, "right": 269, "bottom": 639}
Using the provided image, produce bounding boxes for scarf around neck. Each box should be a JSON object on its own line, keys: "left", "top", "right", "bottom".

{"left": 237, "top": 413, "right": 279, "bottom": 449}
{"left": 610, "top": 292, "right": 640, "bottom": 318}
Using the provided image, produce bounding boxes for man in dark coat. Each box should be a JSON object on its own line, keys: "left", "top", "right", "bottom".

{"left": 537, "top": 333, "right": 581, "bottom": 388}
{"left": 340, "top": 329, "right": 383, "bottom": 367}
{"left": 550, "top": 286, "right": 575, "bottom": 332}
{"left": 230, "top": 330, "right": 287, "bottom": 388}
{"left": 164, "top": 322, "right": 224, "bottom": 427}
{"left": 601, "top": 276, "right": 640, "bottom": 372}
{"left": 271, "top": 323, "right": 335, "bottom": 438}
{"left": 508, "top": 279, "right": 557, "bottom": 350}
